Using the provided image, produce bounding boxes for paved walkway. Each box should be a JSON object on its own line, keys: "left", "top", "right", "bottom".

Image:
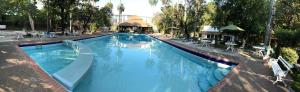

{"left": 0, "top": 33, "right": 113, "bottom": 92}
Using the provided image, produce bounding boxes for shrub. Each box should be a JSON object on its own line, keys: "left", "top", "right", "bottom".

{"left": 274, "top": 27, "right": 299, "bottom": 47}
{"left": 291, "top": 71, "right": 300, "bottom": 92}
{"left": 292, "top": 82, "right": 300, "bottom": 92}
{"left": 89, "top": 23, "right": 97, "bottom": 32}
{"left": 280, "top": 47, "right": 299, "bottom": 64}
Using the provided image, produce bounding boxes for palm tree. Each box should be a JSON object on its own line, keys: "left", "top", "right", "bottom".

{"left": 117, "top": 2, "right": 125, "bottom": 23}
{"left": 148, "top": 0, "right": 158, "bottom": 6}
{"left": 148, "top": 0, "right": 170, "bottom": 6}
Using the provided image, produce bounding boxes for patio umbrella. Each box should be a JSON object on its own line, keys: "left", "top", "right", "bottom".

{"left": 220, "top": 24, "right": 245, "bottom": 31}
{"left": 220, "top": 24, "right": 245, "bottom": 42}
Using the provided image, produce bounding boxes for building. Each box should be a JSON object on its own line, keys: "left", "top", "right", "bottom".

{"left": 201, "top": 26, "right": 220, "bottom": 39}
{"left": 116, "top": 15, "right": 153, "bottom": 33}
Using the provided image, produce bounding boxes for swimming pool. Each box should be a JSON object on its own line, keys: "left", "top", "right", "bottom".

{"left": 22, "top": 43, "right": 78, "bottom": 74}
{"left": 21, "top": 33, "right": 235, "bottom": 92}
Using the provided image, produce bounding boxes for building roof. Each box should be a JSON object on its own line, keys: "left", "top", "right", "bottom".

{"left": 202, "top": 25, "right": 219, "bottom": 32}
{"left": 119, "top": 15, "right": 151, "bottom": 27}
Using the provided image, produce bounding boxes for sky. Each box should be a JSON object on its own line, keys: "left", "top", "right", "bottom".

{"left": 97, "top": 0, "right": 212, "bottom": 17}
{"left": 37, "top": 0, "right": 212, "bottom": 17}
{"left": 96, "top": 0, "right": 163, "bottom": 17}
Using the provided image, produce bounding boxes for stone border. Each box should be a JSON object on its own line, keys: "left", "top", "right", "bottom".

{"left": 52, "top": 40, "right": 94, "bottom": 90}
{"left": 149, "top": 35, "right": 242, "bottom": 92}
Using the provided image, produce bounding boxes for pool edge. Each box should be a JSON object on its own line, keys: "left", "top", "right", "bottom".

{"left": 148, "top": 35, "right": 242, "bottom": 91}
{"left": 52, "top": 40, "right": 94, "bottom": 90}
{"left": 16, "top": 33, "right": 115, "bottom": 92}
{"left": 15, "top": 45, "right": 67, "bottom": 92}
{"left": 17, "top": 33, "right": 241, "bottom": 91}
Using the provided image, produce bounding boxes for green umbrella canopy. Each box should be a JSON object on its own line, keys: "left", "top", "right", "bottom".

{"left": 220, "top": 24, "right": 245, "bottom": 31}
{"left": 220, "top": 24, "right": 245, "bottom": 42}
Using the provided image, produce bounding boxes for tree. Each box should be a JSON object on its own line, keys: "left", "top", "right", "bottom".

{"left": 96, "top": 2, "right": 113, "bottom": 27}
{"left": 0, "top": 0, "right": 12, "bottom": 24}
{"left": 161, "top": 0, "right": 171, "bottom": 6}
{"left": 149, "top": 0, "right": 158, "bottom": 6}
{"left": 152, "top": 0, "right": 205, "bottom": 39}
{"left": 201, "top": 2, "right": 217, "bottom": 25}
{"left": 9, "top": 0, "right": 39, "bottom": 31}
{"left": 180, "top": 0, "right": 205, "bottom": 39}
{"left": 75, "top": 1, "right": 96, "bottom": 32}
{"left": 117, "top": 3, "right": 125, "bottom": 24}
{"left": 46, "top": 0, "right": 76, "bottom": 34}
{"left": 213, "top": 0, "right": 269, "bottom": 45}
{"left": 274, "top": 0, "right": 300, "bottom": 30}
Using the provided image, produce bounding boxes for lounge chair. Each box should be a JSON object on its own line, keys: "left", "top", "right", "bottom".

{"left": 269, "top": 56, "right": 293, "bottom": 84}
{"left": 209, "top": 40, "right": 215, "bottom": 46}
{"left": 16, "top": 33, "right": 24, "bottom": 40}
{"left": 42, "top": 32, "right": 56, "bottom": 38}
{"left": 200, "top": 39, "right": 211, "bottom": 47}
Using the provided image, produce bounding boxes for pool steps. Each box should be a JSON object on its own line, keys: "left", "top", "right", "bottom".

{"left": 53, "top": 40, "right": 94, "bottom": 90}
{"left": 199, "top": 68, "right": 229, "bottom": 91}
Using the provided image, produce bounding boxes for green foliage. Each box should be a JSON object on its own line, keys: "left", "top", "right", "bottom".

{"left": 0, "top": 0, "right": 113, "bottom": 32}
{"left": 96, "top": 3, "right": 113, "bottom": 27}
{"left": 292, "top": 81, "right": 300, "bottom": 92}
{"left": 280, "top": 47, "right": 299, "bottom": 64}
{"left": 201, "top": 2, "right": 217, "bottom": 25}
{"left": 117, "top": 3, "right": 125, "bottom": 15}
{"left": 152, "top": 0, "right": 205, "bottom": 39}
{"left": 89, "top": 23, "right": 97, "bottom": 32}
{"left": 117, "top": 3, "right": 125, "bottom": 24}
{"left": 274, "top": 27, "right": 300, "bottom": 47}
{"left": 47, "top": 0, "right": 77, "bottom": 32}
{"left": 291, "top": 71, "right": 300, "bottom": 92}
{"left": 274, "top": 0, "right": 300, "bottom": 30}
{"left": 213, "top": 0, "right": 269, "bottom": 44}
{"left": 149, "top": 0, "right": 158, "bottom": 6}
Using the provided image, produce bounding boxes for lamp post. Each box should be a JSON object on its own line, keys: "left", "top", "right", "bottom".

{"left": 264, "top": 0, "right": 275, "bottom": 52}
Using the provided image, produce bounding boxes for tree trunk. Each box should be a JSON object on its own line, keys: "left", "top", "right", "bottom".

{"left": 184, "top": 26, "right": 190, "bottom": 39}
{"left": 70, "top": 12, "right": 72, "bottom": 33}
{"left": 264, "top": 0, "right": 275, "bottom": 50}
{"left": 60, "top": 7, "right": 66, "bottom": 34}
{"left": 28, "top": 12, "right": 35, "bottom": 31}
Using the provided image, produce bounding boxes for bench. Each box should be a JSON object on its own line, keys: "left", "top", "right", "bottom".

{"left": 269, "top": 56, "right": 293, "bottom": 84}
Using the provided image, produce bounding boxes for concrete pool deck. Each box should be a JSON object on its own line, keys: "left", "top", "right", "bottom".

{"left": 0, "top": 33, "right": 293, "bottom": 92}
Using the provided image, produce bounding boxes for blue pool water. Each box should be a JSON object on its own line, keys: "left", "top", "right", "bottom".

{"left": 22, "top": 43, "right": 78, "bottom": 74}
{"left": 21, "top": 33, "right": 235, "bottom": 92}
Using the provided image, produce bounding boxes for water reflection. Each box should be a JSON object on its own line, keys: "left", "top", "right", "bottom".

{"left": 74, "top": 34, "right": 232, "bottom": 92}
{"left": 22, "top": 44, "right": 78, "bottom": 74}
